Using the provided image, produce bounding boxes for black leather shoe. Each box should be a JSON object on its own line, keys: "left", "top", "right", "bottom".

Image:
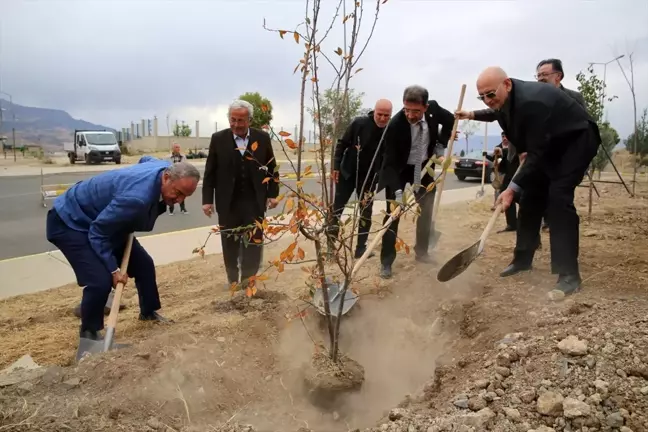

{"left": 554, "top": 274, "right": 581, "bottom": 296}
{"left": 415, "top": 254, "right": 435, "bottom": 264}
{"left": 499, "top": 263, "right": 532, "bottom": 277}
{"left": 497, "top": 226, "right": 516, "bottom": 234}
{"left": 380, "top": 264, "right": 392, "bottom": 279}
{"left": 139, "top": 311, "right": 174, "bottom": 323}
{"left": 354, "top": 248, "right": 375, "bottom": 259}
{"left": 79, "top": 329, "right": 102, "bottom": 340}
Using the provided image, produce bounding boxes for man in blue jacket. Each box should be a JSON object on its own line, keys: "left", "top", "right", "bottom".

{"left": 46, "top": 156, "right": 200, "bottom": 342}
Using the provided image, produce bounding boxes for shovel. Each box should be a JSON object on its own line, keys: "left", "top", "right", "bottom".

{"left": 75, "top": 233, "right": 134, "bottom": 362}
{"left": 436, "top": 202, "right": 503, "bottom": 282}
{"left": 428, "top": 84, "right": 467, "bottom": 249}
{"left": 476, "top": 123, "right": 488, "bottom": 199}
{"left": 437, "top": 160, "right": 525, "bottom": 282}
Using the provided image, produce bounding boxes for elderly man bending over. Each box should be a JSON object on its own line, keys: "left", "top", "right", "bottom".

{"left": 46, "top": 156, "right": 200, "bottom": 343}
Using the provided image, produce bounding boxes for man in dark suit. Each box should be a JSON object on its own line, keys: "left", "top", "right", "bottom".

{"left": 455, "top": 66, "right": 601, "bottom": 296}
{"left": 202, "top": 100, "right": 279, "bottom": 289}
{"left": 331, "top": 99, "right": 393, "bottom": 258}
{"left": 377, "top": 85, "right": 455, "bottom": 279}
{"left": 47, "top": 156, "right": 200, "bottom": 342}
{"left": 535, "top": 58, "right": 587, "bottom": 231}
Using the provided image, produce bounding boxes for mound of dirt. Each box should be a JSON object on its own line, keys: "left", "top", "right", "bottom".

{"left": 303, "top": 350, "right": 365, "bottom": 408}
{"left": 213, "top": 289, "right": 288, "bottom": 314}
{"left": 363, "top": 183, "right": 648, "bottom": 432}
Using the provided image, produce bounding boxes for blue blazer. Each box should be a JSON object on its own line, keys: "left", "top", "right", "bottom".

{"left": 53, "top": 156, "right": 171, "bottom": 272}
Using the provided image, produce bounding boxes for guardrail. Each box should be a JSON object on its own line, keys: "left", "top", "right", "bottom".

{"left": 40, "top": 168, "right": 74, "bottom": 208}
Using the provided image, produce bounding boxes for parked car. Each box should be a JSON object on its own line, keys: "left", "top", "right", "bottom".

{"left": 454, "top": 150, "right": 496, "bottom": 182}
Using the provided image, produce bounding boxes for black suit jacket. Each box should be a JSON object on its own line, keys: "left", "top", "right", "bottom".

{"left": 377, "top": 100, "right": 454, "bottom": 192}
{"left": 561, "top": 84, "right": 586, "bottom": 108}
{"left": 473, "top": 78, "right": 600, "bottom": 190}
{"left": 202, "top": 127, "right": 279, "bottom": 219}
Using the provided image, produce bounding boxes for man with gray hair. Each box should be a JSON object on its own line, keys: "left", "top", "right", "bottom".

{"left": 202, "top": 100, "right": 279, "bottom": 289}
{"left": 377, "top": 85, "right": 455, "bottom": 278}
{"left": 47, "top": 156, "right": 200, "bottom": 346}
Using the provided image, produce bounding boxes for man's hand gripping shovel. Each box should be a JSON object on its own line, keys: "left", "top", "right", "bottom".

{"left": 75, "top": 233, "right": 134, "bottom": 362}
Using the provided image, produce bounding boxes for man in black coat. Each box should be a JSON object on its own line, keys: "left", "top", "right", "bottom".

{"left": 331, "top": 99, "right": 393, "bottom": 258}
{"left": 202, "top": 100, "right": 279, "bottom": 289}
{"left": 377, "top": 85, "right": 455, "bottom": 279}
{"left": 535, "top": 58, "right": 587, "bottom": 231}
{"left": 455, "top": 67, "right": 600, "bottom": 297}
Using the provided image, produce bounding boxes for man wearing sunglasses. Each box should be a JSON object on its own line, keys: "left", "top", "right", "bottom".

{"left": 376, "top": 85, "right": 455, "bottom": 279}
{"left": 455, "top": 66, "right": 601, "bottom": 298}
{"left": 48, "top": 156, "right": 200, "bottom": 344}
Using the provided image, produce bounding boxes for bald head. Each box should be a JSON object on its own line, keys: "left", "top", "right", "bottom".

{"left": 373, "top": 98, "right": 393, "bottom": 128}
{"left": 476, "top": 66, "right": 512, "bottom": 110}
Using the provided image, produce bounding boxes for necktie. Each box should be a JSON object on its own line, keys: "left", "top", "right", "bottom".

{"left": 412, "top": 122, "right": 424, "bottom": 192}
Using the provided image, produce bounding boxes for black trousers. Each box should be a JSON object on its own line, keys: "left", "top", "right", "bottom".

{"left": 169, "top": 201, "right": 186, "bottom": 213}
{"left": 219, "top": 198, "right": 264, "bottom": 284}
{"left": 46, "top": 209, "right": 161, "bottom": 333}
{"left": 512, "top": 127, "right": 599, "bottom": 275}
{"left": 331, "top": 174, "right": 375, "bottom": 252}
{"left": 381, "top": 165, "right": 436, "bottom": 266}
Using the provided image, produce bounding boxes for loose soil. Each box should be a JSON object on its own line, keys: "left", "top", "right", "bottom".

{"left": 1, "top": 181, "right": 646, "bottom": 432}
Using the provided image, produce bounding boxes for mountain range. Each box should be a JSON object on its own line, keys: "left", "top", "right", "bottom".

{"left": 0, "top": 98, "right": 114, "bottom": 150}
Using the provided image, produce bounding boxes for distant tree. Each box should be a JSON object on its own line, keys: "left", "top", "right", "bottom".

{"left": 459, "top": 149, "right": 465, "bottom": 157}
{"left": 358, "top": 107, "right": 371, "bottom": 117}
{"left": 173, "top": 122, "right": 192, "bottom": 137}
{"left": 624, "top": 108, "right": 648, "bottom": 157}
{"left": 576, "top": 66, "right": 619, "bottom": 172}
{"left": 593, "top": 123, "right": 620, "bottom": 173}
{"left": 239, "top": 92, "right": 274, "bottom": 129}
{"left": 307, "top": 88, "right": 364, "bottom": 139}
{"left": 460, "top": 120, "right": 479, "bottom": 154}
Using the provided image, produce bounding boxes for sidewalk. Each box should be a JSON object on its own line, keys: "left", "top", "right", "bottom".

{"left": 0, "top": 185, "right": 484, "bottom": 300}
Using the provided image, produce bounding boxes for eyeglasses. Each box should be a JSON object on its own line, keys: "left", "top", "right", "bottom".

{"left": 534, "top": 72, "right": 559, "bottom": 80}
{"left": 477, "top": 83, "right": 503, "bottom": 101}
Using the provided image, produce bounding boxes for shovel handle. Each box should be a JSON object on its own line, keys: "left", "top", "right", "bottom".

{"left": 105, "top": 233, "right": 135, "bottom": 330}
{"left": 352, "top": 205, "right": 402, "bottom": 277}
{"left": 432, "top": 84, "right": 467, "bottom": 222}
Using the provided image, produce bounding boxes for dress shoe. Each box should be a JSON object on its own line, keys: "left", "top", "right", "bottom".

{"left": 380, "top": 264, "right": 392, "bottom": 279}
{"left": 554, "top": 274, "right": 581, "bottom": 296}
{"left": 499, "top": 262, "right": 532, "bottom": 277}
{"left": 354, "top": 247, "right": 375, "bottom": 259}
{"left": 415, "top": 254, "right": 435, "bottom": 264}
{"left": 139, "top": 311, "right": 174, "bottom": 323}
{"left": 497, "top": 226, "right": 516, "bottom": 234}
{"left": 79, "top": 329, "right": 102, "bottom": 340}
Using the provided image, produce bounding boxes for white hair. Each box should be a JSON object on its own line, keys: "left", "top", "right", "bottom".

{"left": 228, "top": 100, "right": 254, "bottom": 120}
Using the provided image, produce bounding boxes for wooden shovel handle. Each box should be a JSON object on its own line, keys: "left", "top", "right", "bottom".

{"left": 352, "top": 205, "right": 402, "bottom": 277}
{"left": 478, "top": 159, "right": 525, "bottom": 253}
{"left": 105, "top": 233, "right": 135, "bottom": 329}
{"left": 432, "top": 84, "right": 467, "bottom": 221}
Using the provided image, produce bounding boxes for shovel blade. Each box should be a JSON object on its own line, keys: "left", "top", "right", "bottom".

{"left": 313, "top": 281, "right": 358, "bottom": 317}
{"left": 437, "top": 240, "right": 481, "bottom": 282}
{"left": 428, "top": 222, "right": 442, "bottom": 249}
{"left": 75, "top": 337, "right": 131, "bottom": 363}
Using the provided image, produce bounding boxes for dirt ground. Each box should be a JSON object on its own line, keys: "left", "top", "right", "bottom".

{"left": 1, "top": 182, "right": 647, "bottom": 432}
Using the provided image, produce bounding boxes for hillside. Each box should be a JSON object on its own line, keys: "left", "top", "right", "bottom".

{"left": 0, "top": 98, "right": 114, "bottom": 150}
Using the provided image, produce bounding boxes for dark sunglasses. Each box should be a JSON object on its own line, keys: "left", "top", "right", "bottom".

{"left": 477, "top": 82, "right": 503, "bottom": 101}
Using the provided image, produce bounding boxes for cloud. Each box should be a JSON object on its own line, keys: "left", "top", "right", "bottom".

{"left": 2, "top": 0, "right": 647, "bottom": 139}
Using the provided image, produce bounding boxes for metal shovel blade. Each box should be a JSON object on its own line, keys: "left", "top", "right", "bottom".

{"left": 436, "top": 239, "right": 482, "bottom": 282}
{"left": 75, "top": 337, "right": 130, "bottom": 362}
{"left": 429, "top": 222, "right": 442, "bottom": 249}
{"left": 475, "top": 187, "right": 485, "bottom": 199}
{"left": 312, "top": 280, "right": 358, "bottom": 317}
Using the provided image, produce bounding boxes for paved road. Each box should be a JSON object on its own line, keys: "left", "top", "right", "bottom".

{"left": 0, "top": 169, "right": 478, "bottom": 260}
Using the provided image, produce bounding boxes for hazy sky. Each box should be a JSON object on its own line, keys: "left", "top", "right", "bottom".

{"left": 2, "top": 0, "right": 647, "bottom": 139}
